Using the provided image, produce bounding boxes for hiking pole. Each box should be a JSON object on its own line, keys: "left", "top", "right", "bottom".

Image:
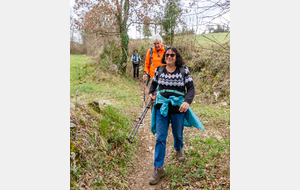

{"left": 126, "top": 98, "right": 153, "bottom": 143}
{"left": 142, "top": 79, "right": 146, "bottom": 131}
{"left": 126, "top": 91, "right": 156, "bottom": 143}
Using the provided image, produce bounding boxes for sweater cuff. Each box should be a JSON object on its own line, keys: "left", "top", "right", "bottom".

{"left": 184, "top": 99, "right": 193, "bottom": 105}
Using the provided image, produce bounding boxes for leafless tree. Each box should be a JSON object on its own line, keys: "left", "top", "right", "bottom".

{"left": 181, "top": 0, "right": 230, "bottom": 34}
{"left": 73, "top": 0, "right": 165, "bottom": 73}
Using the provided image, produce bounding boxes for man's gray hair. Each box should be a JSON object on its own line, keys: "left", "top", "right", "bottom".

{"left": 151, "top": 34, "right": 163, "bottom": 44}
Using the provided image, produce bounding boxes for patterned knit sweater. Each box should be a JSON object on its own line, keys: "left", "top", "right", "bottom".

{"left": 149, "top": 66, "right": 195, "bottom": 114}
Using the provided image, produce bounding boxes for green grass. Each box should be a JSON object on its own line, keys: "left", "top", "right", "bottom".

{"left": 175, "top": 33, "right": 230, "bottom": 47}
{"left": 191, "top": 104, "right": 230, "bottom": 124}
{"left": 164, "top": 99, "right": 230, "bottom": 189}
{"left": 70, "top": 55, "right": 95, "bottom": 86}
{"left": 72, "top": 104, "right": 138, "bottom": 189}
{"left": 165, "top": 136, "right": 230, "bottom": 189}
{"left": 195, "top": 33, "right": 230, "bottom": 45}
{"left": 130, "top": 32, "right": 230, "bottom": 46}
{"left": 70, "top": 54, "right": 142, "bottom": 189}
{"left": 70, "top": 54, "right": 142, "bottom": 108}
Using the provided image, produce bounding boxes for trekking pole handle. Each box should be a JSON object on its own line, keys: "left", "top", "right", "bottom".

{"left": 146, "top": 75, "right": 150, "bottom": 86}
{"left": 144, "top": 71, "right": 150, "bottom": 86}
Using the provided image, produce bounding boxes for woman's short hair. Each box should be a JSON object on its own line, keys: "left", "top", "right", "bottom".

{"left": 133, "top": 49, "right": 138, "bottom": 53}
{"left": 161, "top": 46, "right": 185, "bottom": 67}
{"left": 151, "top": 34, "right": 163, "bottom": 44}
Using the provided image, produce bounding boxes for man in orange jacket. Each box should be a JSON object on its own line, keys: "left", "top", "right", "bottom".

{"left": 143, "top": 34, "right": 167, "bottom": 81}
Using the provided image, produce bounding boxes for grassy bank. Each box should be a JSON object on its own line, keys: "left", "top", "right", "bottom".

{"left": 164, "top": 103, "right": 230, "bottom": 189}
{"left": 70, "top": 55, "right": 142, "bottom": 189}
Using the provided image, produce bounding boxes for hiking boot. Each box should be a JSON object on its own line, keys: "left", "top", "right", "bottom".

{"left": 176, "top": 149, "right": 185, "bottom": 162}
{"left": 149, "top": 167, "right": 165, "bottom": 185}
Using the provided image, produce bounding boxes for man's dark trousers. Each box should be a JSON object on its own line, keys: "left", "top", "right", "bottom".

{"left": 133, "top": 63, "right": 139, "bottom": 78}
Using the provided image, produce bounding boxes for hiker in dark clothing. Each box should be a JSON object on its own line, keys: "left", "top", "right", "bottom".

{"left": 131, "top": 49, "right": 142, "bottom": 78}
{"left": 148, "top": 47, "right": 196, "bottom": 185}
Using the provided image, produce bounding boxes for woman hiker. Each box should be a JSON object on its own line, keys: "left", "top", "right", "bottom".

{"left": 148, "top": 47, "right": 205, "bottom": 185}
{"left": 131, "top": 49, "right": 142, "bottom": 78}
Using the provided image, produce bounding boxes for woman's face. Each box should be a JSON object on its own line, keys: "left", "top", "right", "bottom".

{"left": 134, "top": 51, "right": 137, "bottom": 54}
{"left": 165, "top": 49, "right": 176, "bottom": 66}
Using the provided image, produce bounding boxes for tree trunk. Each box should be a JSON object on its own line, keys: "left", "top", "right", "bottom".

{"left": 120, "top": 26, "right": 129, "bottom": 74}
{"left": 119, "top": 0, "right": 129, "bottom": 74}
{"left": 171, "top": 28, "right": 174, "bottom": 46}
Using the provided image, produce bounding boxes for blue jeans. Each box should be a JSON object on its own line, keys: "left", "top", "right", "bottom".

{"left": 154, "top": 108, "right": 185, "bottom": 167}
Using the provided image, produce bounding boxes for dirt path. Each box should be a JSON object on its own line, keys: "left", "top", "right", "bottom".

{"left": 126, "top": 78, "right": 174, "bottom": 190}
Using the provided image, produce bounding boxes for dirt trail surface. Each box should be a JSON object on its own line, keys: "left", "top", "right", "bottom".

{"left": 126, "top": 78, "right": 174, "bottom": 190}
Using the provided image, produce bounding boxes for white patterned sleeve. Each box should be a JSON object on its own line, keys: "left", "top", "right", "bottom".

{"left": 184, "top": 66, "right": 193, "bottom": 84}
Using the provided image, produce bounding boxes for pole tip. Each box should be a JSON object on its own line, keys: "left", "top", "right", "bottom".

{"left": 126, "top": 137, "right": 133, "bottom": 143}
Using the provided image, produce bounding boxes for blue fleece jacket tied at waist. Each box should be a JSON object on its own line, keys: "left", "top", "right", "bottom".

{"left": 156, "top": 94, "right": 184, "bottom": 117}
{"left": 151, "top": 93, "right": 206, "bottom": 135}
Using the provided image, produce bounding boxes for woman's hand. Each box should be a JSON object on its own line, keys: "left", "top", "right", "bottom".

{"left": 179, "top": 102, "right": 189, "bottom": 113}
{"left": 149, "top": 94, "right": 156, "bottom": 101}
{"left": 143, "top": 74, "right": 148, "bottom": 81}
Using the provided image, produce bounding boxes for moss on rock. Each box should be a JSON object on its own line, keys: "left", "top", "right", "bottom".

{"left": 79, "top": 119, "right": 85, "bottom": 126}
{"left": 70, "top": 139, "right": 80, "bottom": 167}
{"left": 88, "top": 101, "right": 101, "bottom": 113}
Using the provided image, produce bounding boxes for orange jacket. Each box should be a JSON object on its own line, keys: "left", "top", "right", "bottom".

{"left": 144, "top": 44, "right": 167, "bottom": 78}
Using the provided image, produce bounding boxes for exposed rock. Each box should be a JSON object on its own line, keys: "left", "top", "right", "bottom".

{"left": 89, "top": 100, "right": 116, "bottom": 113}
{"left": 205, "top": 164, "right": 211, "bottom": 169}
{"left": 220, "top": 102, "right": 228, "bottom": 106}
{"left": 70, "top": 103, "right": 75, "bottom": 110}
{"left": 215, "top": 135, "right": 223, "bottom": 141}
{"left": 97, "top": 100, "right": 113, "bottom": 106}
{"left": 70, "top": 152, "right": 78, "bottom": 173}
{"left": 214, "top": 91, "right": 220, "bottom": 101}
{"left": 70, "top": 123, "right": 76, "bottom": 128}
{"left": 75, "top": 102, "right": 85, "bottom": 108}
{"left": 70, "top": 140, "right": 80, "bottom": 171}
{"left": 111, "top": 64, "right": 118, "bottom": 73}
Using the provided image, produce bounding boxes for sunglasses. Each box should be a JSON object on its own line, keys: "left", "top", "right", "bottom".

{"left": 165, "top": 53, "right": 176, "bottom": 58}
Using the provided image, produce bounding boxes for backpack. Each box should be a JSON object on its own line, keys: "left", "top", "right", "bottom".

{"left": 150, "top": 45, "right": 168, "bottom": 67}
{"left": 156, "top": 65, "right": 186, "bottom": 94}
{"left": 132, "top": 54, "right": 140, "bottom": 64}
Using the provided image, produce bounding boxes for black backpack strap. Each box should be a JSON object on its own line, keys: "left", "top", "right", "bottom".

{"left": 179, "top": 66, "right": 186, "bottom": 94}
{"left": 155, "top": 65, "right": 166, "bottom": 91}
{"left": 179, "top": 66, "right": 186, "bottom": 83}
{"left": 157, "top": 65, "right": 166, "bottom": 78}
{"left": 150, "top": 47, "right": 154, "bottom": 66}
